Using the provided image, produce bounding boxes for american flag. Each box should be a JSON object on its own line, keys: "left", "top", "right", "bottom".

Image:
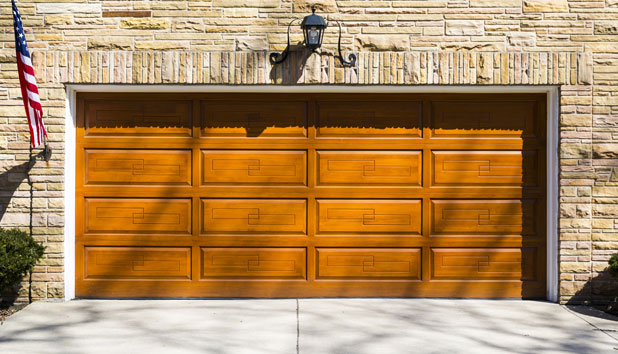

{"left": 12, "top": 0, "right": 46, "bottom": 148}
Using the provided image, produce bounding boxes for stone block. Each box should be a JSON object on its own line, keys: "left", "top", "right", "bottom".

{"left": 236, "top": 37, "right": 268, "bottom": 51}
{"left": 135, "top": 41, "right": 190, "bottom": 50}
{"left": 37, "top": 3, "right": 101, "bottom": 14}
{"left": 45, "top": 15, "right": 72, "bottom": 25}
{"left": 585, "top": 43, "right": 618, "bottom": 53}
{"left": 471, "top": 0, "right": 520, "bottom": 6}
{"left": 507, "top": 32, "right": 536, "bottom": 47}
{"left": 594, "top": 242, "right": 618, "bottom": 250}
{"left": 293, "top": 0, "right": 337, "bottom": 13}
{"left": 561, "top": 144, "right": 591, "bottom": 159}
{"left": 120, "top": 18, "right": 170, "bottom": 30}
{"left": 560, "top": 262, "right": 591, "bottom": 273}
{"left": 355, "top": 35, "right": 410, "bottom": 51}
{"left": 212, "top": 0, "right": 280, "bottom": 7}
{"left": 173, "top": 19, "right": 204, "bottom": 32}
{"left": 88, "top": 37, "right": 133, "bottom": 50}
{"left": 592, "top": 219, "right": 614, "bottom": 229}
{"left": 595, "top": 22, "right": 618, "bottom": 35}
{"left": 593, "top": 144, "right": 618, "bottom": 159}
{"left": 578, "top": 52, "right": 593, "bottom": 85}
{"left": 445, "top": 20, "right": 484, "bottom": 36}
{"left": 523, "top": 0, "right": 568, "bottom": 12}
{"left": 593, "top": 204, "right": 618, "bottom": 217}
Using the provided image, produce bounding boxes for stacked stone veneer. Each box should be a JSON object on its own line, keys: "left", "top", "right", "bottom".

{"left": 0, "top": 0, "right": 616, "bottom": 305}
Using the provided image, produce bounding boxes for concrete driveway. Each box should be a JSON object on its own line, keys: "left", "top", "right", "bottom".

{"left": 0, "top": 299, "right": 617, "bottom": 354}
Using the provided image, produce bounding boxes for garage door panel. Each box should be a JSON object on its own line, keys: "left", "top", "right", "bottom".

{"left": 85, "top": 149, "right": 192, "bottom": 186}
{"left": 431, "top": 101, "right": 537, "bottom": 138}
{"left": 85, "top": 198, "right": 192, "bottom": 235}
{"left": 317, "top": 151, "right": 422, "bottom": 186}
{"left": 202, "top": 150, "right": 306, "bottom": 185}
{"left": 84, "top": 100, "right": 192, "bottom": 137}
{"left": 84, "top": 247, "right": 192, "bottom": 280}
{"left": 201, "top": 101, "right": 307, "bottom": 138}
{"left": 316, "top": 248, "right": 421, "bottom": 280}
{"left": 317, "top": 101, "right": 422, "bottom": 138}
{"left": 432, "top": 151, "right": 537, "bottom": 186}
{"left": 317, "top": 200, "right": 422, "bottom": 235}
{"left": 202, "top": 199, "right": 307, "bottom": 234}
{"left": 201, "top": 248, "right": 306, "bottom": 279}
{"left": 431, "top": 200, "right": 536, "bottom": 236}
{"left": 431, "top": 248, "right": 537, "bottom": 280}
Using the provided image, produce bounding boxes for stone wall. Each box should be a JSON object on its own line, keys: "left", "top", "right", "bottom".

{"left": 0, "top": 0, "right": 616, "bottom": 304}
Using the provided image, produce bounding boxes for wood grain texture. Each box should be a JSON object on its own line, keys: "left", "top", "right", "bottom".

{"left": 86, "top": 149, "right": 192, "bottom": 186}
{"left": 76, "top": 93, "right": 547, "bottom": 299}
{"left": 201, "top": 199, "right": 307, "bottom": 234}
{"left": 85, "top": 198, "right": 192, "bottom": 235}
{"left": 202, "top": 150, "right": 306, "bottom": 185}
{"left": 317, "top": 199, "right": 422, "bottom": 235}
{"left": 431, "top": 248, "right": 536, "bottom": 280}
{"left": 431, "top": 200, "right": 536, "bottom": 236}
{"left": 432, "top": 151, "right": 537, "bottom": 186}
{"left": 317, "top": 151, "right": 422, "bottom": 186}
{"left": 317, "top": 248, "right": 421, "bottom": 280}
{"left": 85, "top": 247, "right": 191, "bottom": 280}
{"left": 201, "top": 248, "right": 306, "bottom": 279}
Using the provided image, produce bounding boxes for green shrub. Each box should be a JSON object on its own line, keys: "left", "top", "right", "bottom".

{"left": 610, "top": 253, "right": 618, "bottom": 278}
{"left": 0, "top": 228, "right": 45, "bottom": 292}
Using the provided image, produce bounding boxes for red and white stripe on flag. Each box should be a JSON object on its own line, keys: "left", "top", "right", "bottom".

{"left": 16, "top": 53, "right": 46, "bottom": 148}
{"left": 13, "top": 0, "right": 47, "bottom": 148}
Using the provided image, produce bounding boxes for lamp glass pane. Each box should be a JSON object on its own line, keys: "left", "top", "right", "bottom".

{"left": 307, "top": 27, "right": 320, "bottom": 46}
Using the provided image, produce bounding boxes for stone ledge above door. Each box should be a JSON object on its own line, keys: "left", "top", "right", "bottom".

{"left": 26, "top": 50, "right": 593, "bottom": 86}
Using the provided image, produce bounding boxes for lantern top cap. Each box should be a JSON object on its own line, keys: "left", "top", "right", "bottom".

{"left": 301, "top": 6, "right": 327, "bottom": 28}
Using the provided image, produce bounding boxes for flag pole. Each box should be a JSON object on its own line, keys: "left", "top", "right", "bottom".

{"left": 42, "top": 136, "right": 51, "bottom": 162}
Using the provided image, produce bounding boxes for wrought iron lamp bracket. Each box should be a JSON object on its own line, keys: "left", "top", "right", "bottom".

{"left": 329, "top": 19, "right": 356, "bottom": 67}
{"left": 269, "top": 19, "right": 301, "bottom": 65}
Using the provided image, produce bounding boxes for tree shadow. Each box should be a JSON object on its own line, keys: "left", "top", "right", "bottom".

{"left": 0, "top": 158, "right": 36, "bottom": 308}
{"left": 566, "top": 270, "right": 618, "bottom": 315}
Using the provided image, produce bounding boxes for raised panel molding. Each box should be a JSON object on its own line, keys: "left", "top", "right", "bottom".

{"left": 317, "top": 200, "right": 422, "bottom": 235}
{"left": 431, "top": 200, "right": 536, "bottom": 236}
{"left": 202, "top": 248, "right": 306, "bottom": 279}
{"left": 432, "top": 151, "right": 537, "bottom": 186}
{"left": 317, "top": 151, "right": 422, "bottom": 186}
{"left": 202, "top": 150, "right": 307, "bottom": 185}
{"left": 85, "top": 149, "right": 192, "bottom": 186}
{"left": 317, "top": 248, "right": 421, "bottom": 280}
{"left": 85, "top": 247, "right": 191, "bottom": 280}
{"left": 202, "top": 199, "right": 307, "bottom": 234}
{"left": 431, "top": 248, "right": 536, "bottom": 280}
{"left": 85, "top": 198, "right": 192, "bottom": 234}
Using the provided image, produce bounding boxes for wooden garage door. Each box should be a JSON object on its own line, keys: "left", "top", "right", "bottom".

{"left": 76, "top": 93, "right": 546, "bottom": 298}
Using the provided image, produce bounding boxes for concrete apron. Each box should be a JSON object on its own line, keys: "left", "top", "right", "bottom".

{"left": 0, "top": 299, "right": 616, "bottom": 354}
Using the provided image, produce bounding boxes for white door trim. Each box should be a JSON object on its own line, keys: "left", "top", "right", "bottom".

{"left": 63, "top": 84, "right": 560, "bottom": 302}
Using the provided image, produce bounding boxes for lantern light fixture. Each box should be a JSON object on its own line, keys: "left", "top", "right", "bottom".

{"left": 269, "top": 7, "right": 356, "bottom": 67}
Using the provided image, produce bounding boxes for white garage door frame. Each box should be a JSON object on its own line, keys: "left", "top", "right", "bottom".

{"left": 63, "top": 85, "right": 560, "bottom": 302}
